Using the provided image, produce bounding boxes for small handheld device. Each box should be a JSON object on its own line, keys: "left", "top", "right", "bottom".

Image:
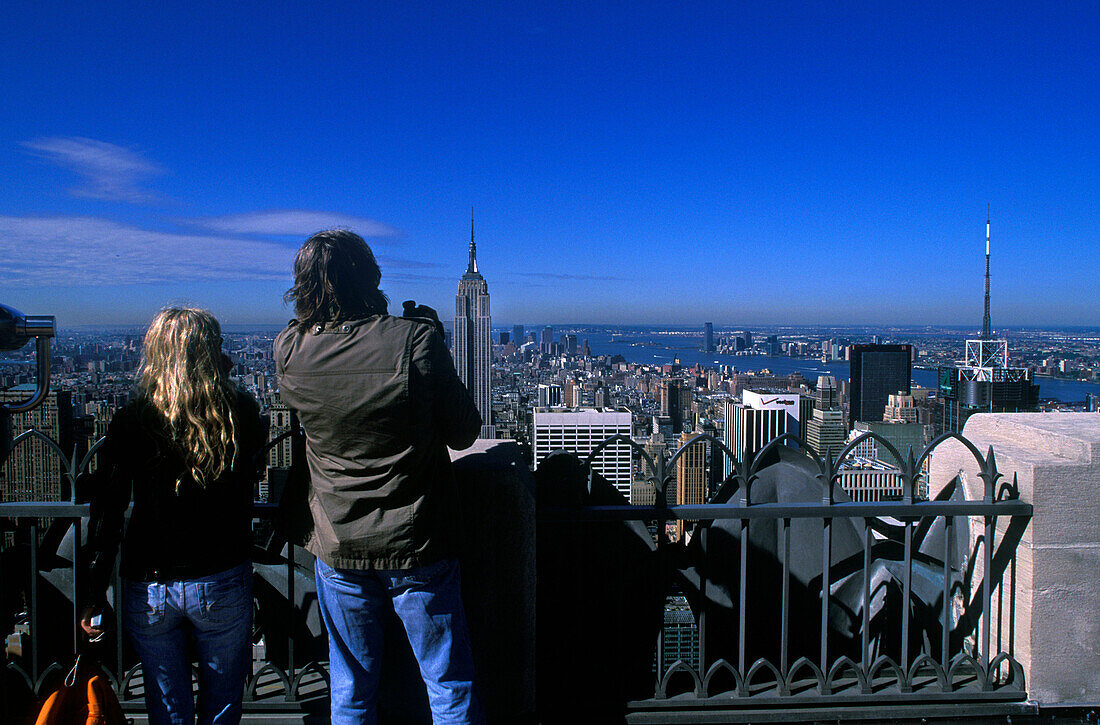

{"left": 88, "top": 613, "right": 106, "bottom": 642}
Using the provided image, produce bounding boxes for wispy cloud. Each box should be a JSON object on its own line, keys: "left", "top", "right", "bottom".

{"left": 21, "top": 137, "right": 165, "bottom": 203}
{"left": 0, "top": 216, "right": 293, "bottom": 287}
{"left": 380, "top": 258, "right": 444, "bottom": 271}
{"left": 0, "top": 215, "right": 445, "bottom": 289}
{"left": 506, "top": 272, "right": 631, "bottom": 282}
{"left": 190, "top": 210, "right": 401, "bottom": 238}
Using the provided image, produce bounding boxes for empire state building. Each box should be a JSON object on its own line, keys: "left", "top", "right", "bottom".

{"left": 453, "top": 215, "right": 494, "bottom": 438}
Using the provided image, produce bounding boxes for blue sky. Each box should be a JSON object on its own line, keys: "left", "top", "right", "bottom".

{"left": 1, "top": 1, "right": 1098, "bottom": 328}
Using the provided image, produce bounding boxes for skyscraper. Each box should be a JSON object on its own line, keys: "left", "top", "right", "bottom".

{"left": 849, "top": 344, "right": 912, "bottom": 427}
{"left": 805, "top": 375, "right": 845, "bottom": 459}
{"left": 562, "top": 382, "right": 579, "bottom": 408}
{"left": 537, "top": 383, "right": 562, "bottom": 408}
{"left": 512, "top": 324, "right": 525, "bottom": 347}
{"left": 0, "top": 386, "right": 73, "bottom": 502}
{"left": 674, "top": 430, "right": 707, "bottom": 539}
{"left": 267, "top": 399, "right": 294, "bottom": 469}
{"left": 453, "top": 213, "right": 494, "bottom": 438}
{"left": 722, "top": 389, "right": 802, "bottom": 476}
{"left": 703, "top": 322, "right": 715, "bottom": 353}
{"left": 532, "top": 407, "right": 632, "bottom": 497}
{"left": 661, "top": 380, "right": 684, "bottom": 434}
{"left": 883, "top": 393, "right": 919, "bottom": 423}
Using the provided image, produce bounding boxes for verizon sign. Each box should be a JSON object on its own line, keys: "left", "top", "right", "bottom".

{"left": 743, "top": 389, "right": 801, "bottom": 420}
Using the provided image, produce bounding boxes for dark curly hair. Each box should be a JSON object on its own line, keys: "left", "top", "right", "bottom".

{"left": 284, "top": 229, "right": 389, "bottom": 324}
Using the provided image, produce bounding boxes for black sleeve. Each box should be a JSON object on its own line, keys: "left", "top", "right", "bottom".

{"left": 412, "top": 323, "right": 482, "bottom": 450}
{"left": 236, "top": 391, "right": 267, "bottom": 482}
{"left": 82, "top": 408, "right": 135, "bottom": 607}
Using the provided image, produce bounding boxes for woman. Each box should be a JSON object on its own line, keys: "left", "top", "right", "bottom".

{"left": 81, "top": 308, "right": 264, "bottom": 725}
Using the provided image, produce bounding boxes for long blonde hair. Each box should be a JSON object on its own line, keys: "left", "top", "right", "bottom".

{"left": 139, "top": 308, "right": 238, "bottom": 491}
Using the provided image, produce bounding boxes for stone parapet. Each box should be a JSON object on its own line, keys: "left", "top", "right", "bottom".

{"left": 376, "top": 439, "right": 536, "bottom": 723}
{"left": 930, "top": 413, "right": 1100, "bottom": 704}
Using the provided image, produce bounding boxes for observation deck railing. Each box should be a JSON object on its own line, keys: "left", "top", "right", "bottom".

{"left": 537, "top": 428, "right": 1034, "bottom": 721}
{"left": 0, "top": 423, "right": 331, "bottom": 720}
{"left": 0, "top": 420, "right": 1035, "bottom": 722}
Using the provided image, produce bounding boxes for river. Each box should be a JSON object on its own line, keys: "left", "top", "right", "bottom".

{"left": 579, "top": 331, "right": 1100, "bottom": 403}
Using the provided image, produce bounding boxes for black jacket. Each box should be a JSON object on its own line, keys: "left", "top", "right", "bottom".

{"left": 84, "top": 390, "right": 265, "bottom": 602}
{"left": 274, "top": 314, "right": 481, "bottom": 569}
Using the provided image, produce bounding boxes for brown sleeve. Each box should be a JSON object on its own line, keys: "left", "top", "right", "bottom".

{"left": 412, "top": 323, "right": 482, "bottom": 450}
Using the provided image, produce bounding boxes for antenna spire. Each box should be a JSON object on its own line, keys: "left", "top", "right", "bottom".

{"left": 981, "top": 207, "right": 992, "bottom": 339}
{"left": 467, "top": 207, "right": 478, "bottom": 274}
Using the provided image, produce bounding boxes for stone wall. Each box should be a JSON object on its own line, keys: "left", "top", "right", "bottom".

{"left": 377, "top": 439, "right": 536, "bottom": 723}
{"left": 930, "top": 413, "right": 1100, "bottom": 704}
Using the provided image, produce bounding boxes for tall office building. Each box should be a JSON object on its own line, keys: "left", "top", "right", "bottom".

{"left": 674, "top": 431, "right": 707, "bottom": 540}
{"left": 512, "top": 325, "right": 525, "bottom": 348}
{"left": 532, "top": 407, "right": 632, "bottom": 497}
{"left": 852, "top": 421, "right": 927, "bottom": 464}
{"left": 267, "top": 399, "right": 294, "bottom": 469}
{"left": 537, "top": 384, "right": 562, "bottom": 408}
{"left": 883, "top": 393, "right": 919, "bottom": 423}
{"left": 936, "top": 215, "right": 1038, "bottom": 434}
{"left": 722, "top": 389, "right": 802, "bottom": 477}
{"left": 703, "top": 322, "right": 715, "bottom": 352}
{"left": 661, "top": 380, "right": 684, "bottom": 434}
{"left": 259, "top": 398, "right": 296, "bottom": 503}
{"left": 453, "top": 214, "right": 494, "bottom": 438}
{"left": 631, "top": 431, "right": 668, "bottom": 506}
{"left": 1, "top": 386, "right": 74, "bottom": 502}
{"left": 540, "top": 326, "right": 554, "bottom": 353}
{"left": 849, "top": 344, "right": 912, "bottom": 427}
{"left": 561, "top": 382, "right": 578, "bottom": 408}
{"left": 805, "top": 375, "right": 846, "bottom": 459}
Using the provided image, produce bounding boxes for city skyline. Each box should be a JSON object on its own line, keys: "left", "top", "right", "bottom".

{"left": 2, "top": 3, "right": 1099, "bottom": 327}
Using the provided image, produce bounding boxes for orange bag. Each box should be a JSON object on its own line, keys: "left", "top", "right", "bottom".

{"left": 35, "top": 655, "right": 127, "bottom": 725}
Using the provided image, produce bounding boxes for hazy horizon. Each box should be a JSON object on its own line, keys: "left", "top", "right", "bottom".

{"left": 3, "top": 4, "right": 1098, "bottom": 327}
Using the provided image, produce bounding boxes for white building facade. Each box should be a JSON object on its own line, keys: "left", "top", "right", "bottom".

{"left": 533, "top": 407, "right": 632, "bottom": 497}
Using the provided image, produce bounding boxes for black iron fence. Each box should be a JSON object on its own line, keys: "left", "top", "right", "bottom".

{"left": 0, "top": 425, "right": 329, "bottom": 720}
{"left": 2, "top": 422, "right": 1033, "bottom": 721}
{"left": 537, "top": 429, "right": 1033, "bottom": 720}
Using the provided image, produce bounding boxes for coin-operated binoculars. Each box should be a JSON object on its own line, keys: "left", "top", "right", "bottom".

{"left": 0, "top": 304, "right": 56, "bottom": 467}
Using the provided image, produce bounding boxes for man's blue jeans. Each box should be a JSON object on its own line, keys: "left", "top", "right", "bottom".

{"left": 123, "top": 562, "right": 253, "bottom": 725}
{"left": 315, "top": 557, "right": 484, "bottom": 725}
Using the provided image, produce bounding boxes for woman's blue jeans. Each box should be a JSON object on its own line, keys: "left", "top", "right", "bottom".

{"left": 123, "top": 562, "right": 253, "bottom": 725}
{"left": 315, "top": 557, "right": 484, "bottom": 725}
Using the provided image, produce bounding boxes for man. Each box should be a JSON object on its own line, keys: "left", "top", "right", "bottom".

{"left": 274, "top": 229, "right": 484, "bottom": 724}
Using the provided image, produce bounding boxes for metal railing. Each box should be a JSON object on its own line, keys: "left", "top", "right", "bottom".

{"left": 1, "top": 420, "right": 1034, "bottom": 720}
{"left": 0, "top": 422, "right": 330, "bottom": 719}
{"left": 538, "top": 429, "right": 1033, "bottom": 718}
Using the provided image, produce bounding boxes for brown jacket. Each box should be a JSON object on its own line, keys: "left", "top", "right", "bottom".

{"left": 274, "top": 314, "right": 481, "bottom": 569}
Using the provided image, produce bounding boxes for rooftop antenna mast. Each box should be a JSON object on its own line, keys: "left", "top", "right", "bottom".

{"left": 467, "top": 207, "right": 477, "bottom": 274}
{"left": 981, "top": 205, "right": 992, "bottom": 340}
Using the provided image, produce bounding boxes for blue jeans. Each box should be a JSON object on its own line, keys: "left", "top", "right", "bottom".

{"left": 315, "top": 557, "right": 484, "bottom": 725}
{"left": 123, "top": 562, "right": 253, "bottom": 725}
